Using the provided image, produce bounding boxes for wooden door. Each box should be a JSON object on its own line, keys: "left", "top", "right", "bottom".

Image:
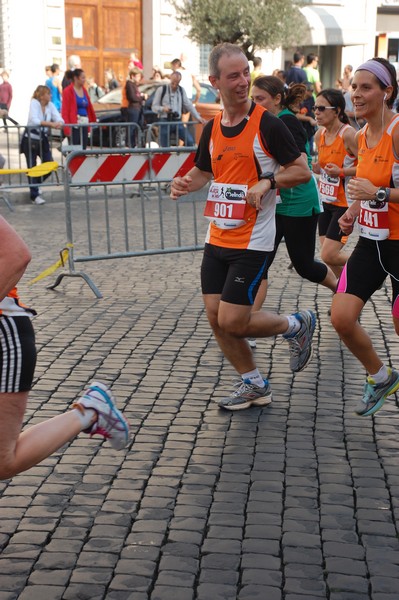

{"left": 65, "top": 0, "right": 142, "bottom": 89}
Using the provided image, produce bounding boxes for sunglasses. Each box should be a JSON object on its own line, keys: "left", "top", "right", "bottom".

{"left": 314, "top": 105, "right": 336, "bottom": 112}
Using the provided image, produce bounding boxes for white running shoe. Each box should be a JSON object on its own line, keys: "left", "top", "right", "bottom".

{"left": 73, "top": 381, "right": 130, "bottom": 450}
{"left": 32, "top": 196, "right": 45, "bottom": 205}
{"left": 218, "top": 378, "right": 272, "bottom": 411}
{"left": 247, "top": 338, "right": 257, "bottom": 349}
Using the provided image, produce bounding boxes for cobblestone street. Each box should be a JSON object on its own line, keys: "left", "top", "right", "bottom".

{"left": 0, "top": 194, "right": 399, "bottom": 600}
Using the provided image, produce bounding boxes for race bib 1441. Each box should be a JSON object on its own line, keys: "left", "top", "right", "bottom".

{"left": 358, "top": 200, "right": 390, "bottom": 240}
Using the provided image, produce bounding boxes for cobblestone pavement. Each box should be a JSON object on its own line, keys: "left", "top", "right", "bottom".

{"left": 0, "top": 195, "right": 399, "bottom": 600}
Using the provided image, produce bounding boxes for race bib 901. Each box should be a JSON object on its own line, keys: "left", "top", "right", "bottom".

{"left": 204, "top": 182, "right": 248, "bottom": 229}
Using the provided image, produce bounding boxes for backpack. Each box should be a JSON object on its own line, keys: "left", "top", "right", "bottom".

{"left": 146, "top": 84, "right": 183, "bottom": 110}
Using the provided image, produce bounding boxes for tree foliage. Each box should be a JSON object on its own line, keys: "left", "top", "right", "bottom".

{"left": 170, "top": 0, "right": 308, "bottom": 61}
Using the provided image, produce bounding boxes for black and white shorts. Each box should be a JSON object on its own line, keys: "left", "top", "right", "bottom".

{"left": 0, "top": 316, "right": 36, "bottom": 393}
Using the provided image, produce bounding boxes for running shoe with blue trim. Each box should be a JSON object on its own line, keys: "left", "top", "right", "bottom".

{"left": 73, "top": 381, "right": 130, "bottom": 449}
{"left": 218, "top": 378, "right": 272, "bottom": 411}
{"left": 355, "top": 368, "right": 399, "bottom": 417}
{"left": 284, "top": 310, "right": 316, "bottom": 372}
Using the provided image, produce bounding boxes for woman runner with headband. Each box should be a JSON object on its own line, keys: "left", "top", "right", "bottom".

{"left": 332, "top": 57, "right": 399, "bottom": 416}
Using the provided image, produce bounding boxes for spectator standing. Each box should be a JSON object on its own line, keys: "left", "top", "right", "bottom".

{"left": 151, "top": 71, "right": 204, "bottom": 147}
{"left": 104, "top": 69, "right": 119, "bottom": 92}
{"left": 304, "top": 53, "right": 322, "bottom": 99}
{"left": 20, "top": 85, "right": 63, "bottom": 205}
{"left": 273, "top": 69, "right": 288, "bottom": 87}
{"left": 87, "top": 77, "right": 105, "bottom": 103}
{"left": 150, "top": 67, "right": 164, "bottom": 82}
{"left": 171, "top": 58, "right": 201, "bottom": 103}
{"left": 0, "top": 71, "right": 13, "bottom": 114}
{"left": 298, "top": 83, "right": 317, "bottom": 153}
{"left": 285, "top": 52, "right": 308, "bottom": 85}
{"left": 62, "top": 55, "right": 81, "bottom": 89}
{"left": 249, "top": 57, "right": 264, "bottom": 95}
{"left": 62, "top": 69, "right": 96, "bottom": 149}
{"left": 171, "top": 57, "right": 202, "bottom": 141}
{"left": 128, "top": 49, "right": 143, "bottom": 71}
{"left": 45, "top": 64, "right": 62, "bottom": 111}
{"left": 122, "top": 68, "right": 145, "bottom": 147}
{"left": 341, "top": 64, "right": 353, "bottom": 92}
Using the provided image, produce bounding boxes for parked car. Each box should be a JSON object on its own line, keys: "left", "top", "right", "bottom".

{"left": 91, "top": 81, "right": 221, "bottom": 147}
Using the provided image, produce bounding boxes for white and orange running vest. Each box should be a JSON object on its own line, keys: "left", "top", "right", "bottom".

{"left": 205, "top": 104, "right": 279, "bottom": 252}
{"left": 357, "top": 115, "right": 399, "bottom": 241}
{"left": 317, "top": 124, "right": 356, "bottom": 207}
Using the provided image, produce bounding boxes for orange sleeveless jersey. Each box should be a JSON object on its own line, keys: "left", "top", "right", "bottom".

{"left": 357, "top": 115, "right": 399, "bottom": 240}
{"left": 318, "top": 125, "right": 355, "bottom": 208}
{"left": 207, "top": 104, "right": 279, "bottom": 251}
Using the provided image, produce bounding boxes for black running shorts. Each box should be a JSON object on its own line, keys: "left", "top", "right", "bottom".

{"left": 318, "top": 202, "right": 348, "bottom": 243}
{"left": 336, "top": 237, "right": 399, "bottom": 317}
{"left": 201, "top": 243, "right": 270, "bottom": 305}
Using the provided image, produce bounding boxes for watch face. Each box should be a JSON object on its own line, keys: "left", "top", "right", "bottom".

{"left": 376, "top": 189, "right": 386, "bottom": 201}
{"left": 370, "top": 190, "right": 386, "bottom": 208}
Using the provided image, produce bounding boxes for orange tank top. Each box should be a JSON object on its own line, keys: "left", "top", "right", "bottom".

{"left": 206, "top": 104, "right": 278, "bottom": 250}
{"left": 318, "top": 125, "right": 355, "bottom": 208}
{"left": 357, "top": 115, "right": 399, "bottom": 240}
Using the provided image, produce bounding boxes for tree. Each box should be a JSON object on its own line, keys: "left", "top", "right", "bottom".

{"left": 170, "top": 0, "right": 308, "bottom": 62}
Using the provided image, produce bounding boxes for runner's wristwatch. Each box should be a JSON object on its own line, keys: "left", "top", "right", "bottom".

{"left": 375, "top": 187, "right": 390, "bottom": 202}
{"left": 260, "top": 171, "right": 277, "bottom": 190}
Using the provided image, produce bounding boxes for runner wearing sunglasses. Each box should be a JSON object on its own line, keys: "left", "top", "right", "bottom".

{"left": 312, "top": 89, "right": 357, "bottom": 278}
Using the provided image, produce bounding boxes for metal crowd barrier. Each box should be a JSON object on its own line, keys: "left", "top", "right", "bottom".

{"left": 145, "top": 121, "right": 202, "bottom": 148}
{"left": 0, "top": 120, "right": 202, "bottom": 209}
{"left": 48, "top": 146, "right": 207, "bottom": 298}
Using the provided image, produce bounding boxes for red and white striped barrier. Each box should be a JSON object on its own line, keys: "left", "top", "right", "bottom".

{"left": 68, "top": 151, "right": 196, "bottom": 184}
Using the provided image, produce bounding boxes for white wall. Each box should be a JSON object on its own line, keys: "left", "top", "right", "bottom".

{"left": 159, "top": 1, "right": 200, "bottom": 76}
{"left": 3, "top": 0, "right": 65, "bottom": 124}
